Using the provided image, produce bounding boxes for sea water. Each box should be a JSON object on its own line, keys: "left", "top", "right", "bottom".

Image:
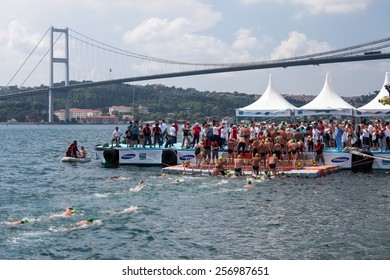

{"left": 0, "top": 124, "right": 389, "bottom": 260}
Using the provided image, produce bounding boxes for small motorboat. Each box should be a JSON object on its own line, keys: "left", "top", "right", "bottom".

{"left": 61, "top": 156, "right": 91, "bottom": 163}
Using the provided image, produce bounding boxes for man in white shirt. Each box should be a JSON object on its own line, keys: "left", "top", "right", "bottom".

{"left": 160, "top": 120, "right": 167, "bottom": 146}
{"left": 111, "top": 127, "right": 122, "bottom": 146}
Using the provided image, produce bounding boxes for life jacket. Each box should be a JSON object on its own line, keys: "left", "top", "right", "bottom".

{"left": 66, "top": 147, "right": 72, "bottom": 157}
{"left": 143, "top": 126, "right": 151, "bottom": 136}
{"left": 203, "top": 138, "right": 211, "bottom": 149}
{"left": 153, "top": 126, "right": 161, "bottom": 135}
{"left": 315, "top": 143, "right": 323, "bottom": 154}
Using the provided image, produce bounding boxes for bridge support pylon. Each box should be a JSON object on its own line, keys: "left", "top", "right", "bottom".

{"left": 48, "top": 26, "right": 70, "bottom": 123}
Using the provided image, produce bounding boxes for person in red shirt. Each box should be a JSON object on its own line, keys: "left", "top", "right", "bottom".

{"left": 230, "top": 125, "right": 238, "bottom": 140}
{"left": 192, "top": 122, "right": 202, "bottom": 147}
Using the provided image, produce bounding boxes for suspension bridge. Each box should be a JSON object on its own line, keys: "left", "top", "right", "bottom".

{"left": 1, "top": 26, "right": 390, "bottom": 122}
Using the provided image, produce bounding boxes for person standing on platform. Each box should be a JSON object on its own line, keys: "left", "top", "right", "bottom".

{"left": 192, "top": 122, "right": 202, "bottom": 147}
{"left": 111, "top": 127, "right": 123, "bottom": 147}
{"left": 335, "top": 123, "right": 344, "bottom": 151}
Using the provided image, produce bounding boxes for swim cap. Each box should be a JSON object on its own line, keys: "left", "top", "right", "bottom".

{"left": 247, "top": 179, "right": 252, "bottom": 184}
{"left": 21, "top": 218, "right": 29, "bottom": 224}
{"left": 86, "top": 217, "right": 94, "bottom": 223}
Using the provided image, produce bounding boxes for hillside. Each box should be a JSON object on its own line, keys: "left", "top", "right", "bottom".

{"left": 0, "top": 82, "right": 380, "bottom": 122}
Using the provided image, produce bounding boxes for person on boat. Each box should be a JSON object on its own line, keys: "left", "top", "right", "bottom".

{"left": 335, "top": 123, "right": 344, "bottom": 151}
{"left": 5, "top": 218, "right": 29, "bottom": 225}
{"left": 267, "top": 154, "right": 278, "bottom": 177}
{"left": 143, "top": 123, "right": 153, "bottom": 148}
{"left": 226, "top": 138, "right": 237, "bottom": 165}
{"left": 194, "top": 141, "right": 203, "bottom": 167}
{"left": 229, "top": 125, "right": 238, "bottom": 140}
{"left": 211, "top": 140, "right": 219, "bottom": 164}
{"left": 76, "top": 217, "right": 94, "bottom": 226}
{"left": 234, "top": 155, "right": 244, "bottom": 176}
{"left": 192, "top": 122, "right": 202, "bottom": 147}
{"left": 111, "top": 127, "right": 123, "bottom": 146}
{"left": 289, "top": 139, "right": 299, "bottom": 167}
{"left": 202, "top": 135, "right": 212, "bottom": 164}
{"left": 181, "top": 122, "right": 191, "bottom": 148}
{"left": 315, "top": 139, "right": 325, "bottom": 165}
{"left": 130, "top": 121, "right": 139, "bottom": 147}
{"left": 160, "top": 120, "right": 168, "bottom": 146}
{"left": 66, "top": 140, "right": 79, "bottom": 158}
{"left": 125, "top": 124, "right": 132, "bottom": 146}
{"left": 252, "top": 153, "right": 261, "bottom": 176}
{"left": 138, "top": 122, "right": 145, "bottom": 148}
{"left": 63, "top": 207, "right": 76, "bottom": 217}
{"left": 152, "top": 122, "right": 162, "bottom": 148}
{"left": 78, "top": 146, "right": 87, "bottom": 158}
{"left": 258, "top": 140, "right": 268, "bottom": 168}
{"left": 211, "top": 157, "right": 226, "bottom": 176}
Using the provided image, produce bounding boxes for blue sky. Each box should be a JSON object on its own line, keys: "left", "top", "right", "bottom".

{"left": 0, "top": 0, "right": 389, "bottom": 97}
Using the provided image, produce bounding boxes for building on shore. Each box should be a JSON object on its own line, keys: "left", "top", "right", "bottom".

{"left": 54, "top": 108, "right": 102, "bottom": 121}
{"left": 109, "top": 106, "right": 132, "bottom": 115}
{"left": 88, "top": 115, "right": 118, "bottom": 124}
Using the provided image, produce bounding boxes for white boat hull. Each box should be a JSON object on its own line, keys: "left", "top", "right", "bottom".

{"left": 94, "top": 144, "right": 390, "bottom": 169}
{"left": 94, "top": 144, "right": 195, "bottom": 166}
{"left": 61, "top": 156, "right": 91, "bottom": 163}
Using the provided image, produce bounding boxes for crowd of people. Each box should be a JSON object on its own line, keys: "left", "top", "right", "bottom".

{"left": 109, "top": 118, "right": 390, "bottom": 158}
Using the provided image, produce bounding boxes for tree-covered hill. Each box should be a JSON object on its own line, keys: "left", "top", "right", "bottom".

{"left": 0, "top": 82, "right": 381, "bottom": 122}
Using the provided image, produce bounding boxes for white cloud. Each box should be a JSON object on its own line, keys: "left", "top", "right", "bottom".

{"left": 232, "top": 28, "right": 257, "bottom": 50}
{"left": 292, "top": 0, "right": 372, "bottom": 14}
{"left": 270, "top": 31, "right": 331, "bottom": 59}
{"left": 238, "top": 0, "right": 372, "bottom": 14}
{"left": 123, "top": 17, "right": 191, "bottom": 44}
{"left": 0, "top": 20, "right": 48, "bottom": 54}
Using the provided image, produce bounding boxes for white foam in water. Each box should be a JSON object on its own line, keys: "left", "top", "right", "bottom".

{"left": 121, "top": 206, "right": 139, "bottom": 213}
{"left": 94, "top": 193, "right": 109, "bottom": 198}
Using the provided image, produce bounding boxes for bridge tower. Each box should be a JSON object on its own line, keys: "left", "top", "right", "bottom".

{"left": 48, "top": 27, "right": 70, "bottom": 122}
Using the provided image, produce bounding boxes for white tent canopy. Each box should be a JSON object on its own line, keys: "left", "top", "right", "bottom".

{"left": 236, "top": 74, "right": 296, "bottom": 117}
{"left": 296, "top": 73, "right": 355, "bottom": 116}
{"left": 357, "top": 72, "right": 390, "bottom": 117}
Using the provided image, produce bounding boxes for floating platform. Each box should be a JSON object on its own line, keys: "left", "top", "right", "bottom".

{"left": 162, "top": 163, "right": 338, "bottom": 179}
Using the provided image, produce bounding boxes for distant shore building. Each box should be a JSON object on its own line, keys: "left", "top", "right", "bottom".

{"left": 138, "top": 105, "right": 149, "bottom": 114}
{"left": 54, "top": 108, "right": 102, "bottom": 121}
{"left": 109, "top": 106, "right": 132, "bottom": 115}
{"left": 89, "top": 115, "right": 118, "bottom": 124}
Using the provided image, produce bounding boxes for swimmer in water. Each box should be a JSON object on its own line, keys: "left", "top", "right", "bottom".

{"left": 5, "top": 218, "right": 29, "bottom": 225}
{"left": 244, "top": 179, "right": 254, "bottom": 189}
{"left": 109, "top": 176, "right": 125, "bottom": 180}
{"left": 137, "top": 180, "right": 146, "bottom": 189}
{"left": 129, "top": 180, "right": 147, "bottom": 192}
{"left": 63, "top": 207, "right": 76, "bottom": 217}
{"left": 76, "top": 217, "right": 94, "bottom": 226}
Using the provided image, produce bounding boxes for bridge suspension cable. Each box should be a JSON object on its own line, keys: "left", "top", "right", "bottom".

{"left": 6, "top": 27, "right": 50, "bottom": 87}
{"left": 68, "top": 27, "right": 390, "bottom": 69}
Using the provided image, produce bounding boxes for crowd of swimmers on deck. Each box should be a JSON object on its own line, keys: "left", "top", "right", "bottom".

{"left": 108, "top": 118, "right": 390, "bottom": 165}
